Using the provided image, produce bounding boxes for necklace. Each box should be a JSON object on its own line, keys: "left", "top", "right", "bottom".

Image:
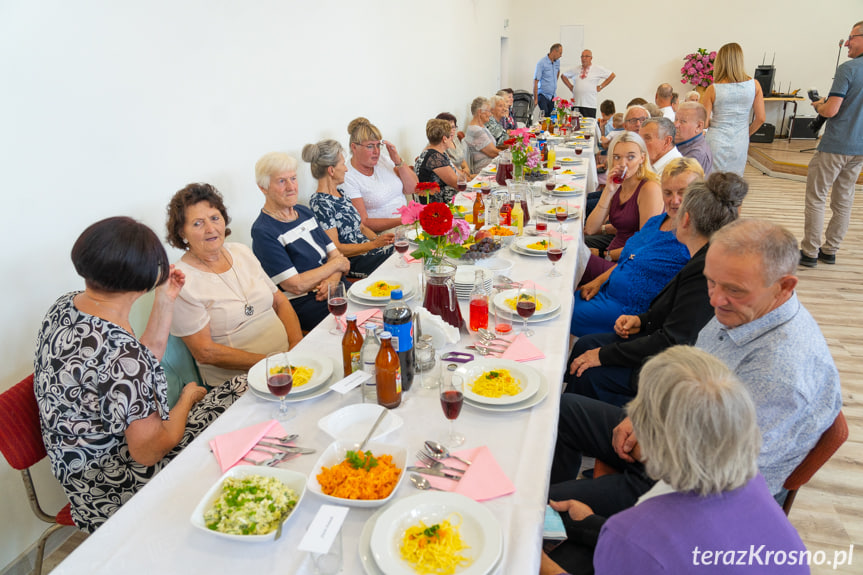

{"left": 192, "top": 249, "right": 254, "bottom": 316}
{"left": 262, "top": 207, "right": 297, "bottom": 222}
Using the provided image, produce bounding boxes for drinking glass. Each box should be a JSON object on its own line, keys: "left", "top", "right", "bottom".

{"left": 266, "top": 352, "right": 295, "bottom": 421}
{"left": 327, "top": 282, "right": 347, "bottom": 335}
{"left": 393, "top": 227, "right": 410, "bottom": 268}
{"left": 493, "top": 299, "right": 513, "bottom": 336}
{"left": 457, "top": 172, "right": 467, "bottom": 193}
{"left": 555, "top": 199, "right": 569, "bottom": 234}
{"left": 439, "top": 373, "right": 465, "bottom": 447}
{"left": 545, "top": 173, "right": 557, "bottom": 194}
{"left": 547, "top": 233, "right": 563, "bottom": 277}
{"left": 516, "top": 285, "right": 536, "bottom": 337}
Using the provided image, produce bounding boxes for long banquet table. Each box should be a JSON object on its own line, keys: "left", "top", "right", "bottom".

{"left": 52, "top": 141, "right": 591, "bottom": 575}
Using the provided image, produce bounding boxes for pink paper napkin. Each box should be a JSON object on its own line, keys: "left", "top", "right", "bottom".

{"left": 209, "top": 419, "right": 290, "bottom": 472}
{"left": 499, "top": 332, "right": 545, "bottom": 362}
{"left": 460, "top": 191, "right": 477, "bottom": 201}
{"left": 403, "top": 254, "right": 421, "bottom": 264}
{"left": 337, "top": 308, "right": 381, "bottom": 331}
{"left": 416, "top": 446, "right": 515, "bottom": 501}
{"left": 548, "top": 230, "right": 574, "bottom": 241}
{"left": 519, "top": 280, "right": 549, "bottom": 292}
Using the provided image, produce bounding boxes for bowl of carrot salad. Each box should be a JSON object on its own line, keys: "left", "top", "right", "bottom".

{"left": 307, "top": 440, "right": 407, "bottom": 508}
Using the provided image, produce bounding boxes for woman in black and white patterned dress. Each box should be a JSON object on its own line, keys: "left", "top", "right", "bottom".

{"left": 34, "top": 217, "right": 245, "bottom": 532}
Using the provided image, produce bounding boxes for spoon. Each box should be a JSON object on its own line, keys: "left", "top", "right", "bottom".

{"left": 477, "top": 328, "right": 508, "bottom": 344}
{"left": 465, "top": 345, "right": 497, "bottom": 356}
{"left": 424, "top": 440, "right": 472, "bottom": 466}
{"left": 358, "top": 408, "right": 388, "bottom": 451}
{"left": 410, "top": 473, "right": 443, "bottom": 491}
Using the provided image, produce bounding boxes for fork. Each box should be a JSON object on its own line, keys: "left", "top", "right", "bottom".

{"left": 263, "top": 434, "right": 299, "bottom": 443}
{"left": 417, "top": 451, "right": 466, "bottom": 474}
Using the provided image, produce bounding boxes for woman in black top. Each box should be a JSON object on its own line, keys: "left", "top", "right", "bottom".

{"left": 414, "top": 119, "right": 459, "bottom": 204}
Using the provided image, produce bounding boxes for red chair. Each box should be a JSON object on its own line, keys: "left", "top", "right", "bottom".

{"left": 782, "top": 411, "right": 848, "bottom": 515}
{"left": 0, "top": 374, "right": 76, "bottom": 575}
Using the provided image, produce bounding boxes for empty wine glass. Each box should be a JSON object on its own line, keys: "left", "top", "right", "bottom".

{"left": 327, "top": 282, "right": 347, "bottom": 335}
{"left": 439, "top": 373, "right": 465, "bottom": 447}
{"left": 516, "top": 284, "right": 536, "bottom": 337}
{"left": 547, "top": 233, "right": 563, "bottom": 277}
{"left": 266, "top": 352, "right": 295, "bottom": 421}
{"left": 394, "top": 227, "right": 410, "bottom": 268}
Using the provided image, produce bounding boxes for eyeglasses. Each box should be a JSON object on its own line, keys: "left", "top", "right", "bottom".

{"left": 848, "top": 34, "right": 863, "bottom": 42}
{"left": 355, "top": 142, "right": 383, "bottom": 151}
{"left": 625, "top": 117, "right": 648, "bottom": 125}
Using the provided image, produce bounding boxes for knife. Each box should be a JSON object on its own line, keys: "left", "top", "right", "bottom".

{"left": 406, "top": 466, "right": 462, "bottom": 481}
{"left": 256, "top": 441, "right": 316, "bottom": 454}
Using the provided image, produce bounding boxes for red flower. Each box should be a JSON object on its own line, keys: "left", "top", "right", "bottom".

{"left": 415, "top": 182, "right": 441, "bottom": 193}
{"left": 502, "top": 138, "right": 517, "bottom": 147}
{"left": 418, "top": 202, "right": 453, "bottom": 237}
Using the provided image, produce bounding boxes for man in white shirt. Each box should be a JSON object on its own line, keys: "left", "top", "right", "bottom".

{"left": 655, "top": 83, "right": 675, "bottom": 121}
{"left": 641, "top": 118, "right": 682, "bottom": 173}
{"left": 562, "top": 50, "right": 615, "bottom": 119}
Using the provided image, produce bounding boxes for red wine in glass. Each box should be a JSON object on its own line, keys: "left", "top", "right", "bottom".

{"left": 556, "top": 209, "right": 568, "bottom": 223}
{"left": 575, "top": 147, "right": 583, "bottom": 155}
{"left": 612, "top": 166, "right": 627, "bottom": 185}
{"left": 457, "top": 183, "right": 467, "bottom": 192}
{"left": 394, "top": 240, "right": 409, "bottom": 254}
{"left": 547, "top": 248, "right": 563, "bottom": 262}
{"left": 481, "top": 187, "right": 491, "bottom": 198}
{"left": 545, "top": 180, "right": 555, "bottom": 192}
{"left": 328, "top": 297, "right": 347, "bottom": 317}
{"left": 267, "top": 372, "right": 293, "bottom": 397}
{"left": 517, "top": 300, "right": 536, "bottom": 319}
{"left": 440, "top": 390, "right": 464, "bottom": 420}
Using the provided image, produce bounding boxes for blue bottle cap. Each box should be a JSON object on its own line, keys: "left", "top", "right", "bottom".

{"left": 390, "top": 289, "right": 403, "bottom": 300}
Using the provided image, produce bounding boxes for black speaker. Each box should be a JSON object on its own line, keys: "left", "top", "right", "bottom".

{"left": 789, "top": 116, "right": 819, "bottom": 140}
{"left": 750, "top": 123, "right": 775, "bottom": 143}
{"left": 754, "top": 65, "right": 775, "bottom": 96}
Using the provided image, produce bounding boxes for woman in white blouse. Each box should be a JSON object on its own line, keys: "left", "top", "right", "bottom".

{"left": 166, "top": 183, "right": 303, "bottom": 387}
{"left": 341, "top": 117, "right": 418, "bottom": 232}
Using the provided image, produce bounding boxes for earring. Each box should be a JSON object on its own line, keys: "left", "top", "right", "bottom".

{"left": 182, "top": 238, "right": 188, "bottom": 245}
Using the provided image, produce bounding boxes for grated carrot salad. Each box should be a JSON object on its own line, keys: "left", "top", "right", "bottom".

{"left": 316, "top": 453, "right": 401, "bottom": 500}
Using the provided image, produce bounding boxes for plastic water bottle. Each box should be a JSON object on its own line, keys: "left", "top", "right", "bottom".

{"left": 360, "top": 324, "right": 380, "bottom": 403}
{"left": 383, "top": 289, "right": 414, "bottom": 392}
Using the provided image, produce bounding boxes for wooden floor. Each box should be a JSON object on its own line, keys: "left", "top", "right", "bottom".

{"left": 41, "top": 166, "right": 862, "bottom": 573}
{"left": 749, "top": 138, "right": 863, "bottom": 185}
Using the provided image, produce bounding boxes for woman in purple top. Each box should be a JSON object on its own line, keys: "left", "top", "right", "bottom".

{"left": 580, "top": 132, "right": 664, "bottom": 284}
{"left": 540, "top": 346, "right": 809, "bottom": 575}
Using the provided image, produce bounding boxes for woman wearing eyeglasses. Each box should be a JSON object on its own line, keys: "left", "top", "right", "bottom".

{"left": 342, "top": 117, "right": 418, "bottom": 232}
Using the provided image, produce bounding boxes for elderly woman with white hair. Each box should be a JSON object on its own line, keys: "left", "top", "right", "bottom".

{"left": 464, "top": 97, "right": 500, "bottom": 172}
{"left": 251, "top": 151, "right": 351, "bottom": 332}
{"left": 541, "top": 346, "right": 809, "bottom": 575}
{"left": 485, "top": 94, "right": 509, "bottom": 146}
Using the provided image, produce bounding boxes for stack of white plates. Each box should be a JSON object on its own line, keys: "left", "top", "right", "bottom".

{"left": 454, "top": 265, "right": 492, "bottom": 300}
{"left": 361, "top": 492, "right": 504, "bottom": 574}
{"left": 492, "top": 288, "right": 562, "bottom": 324}
{"left": 348, "top": 277, "right": 416, "bottom": 307}
{"left": 457, "top": 358, "right": 550, "bottom": 412}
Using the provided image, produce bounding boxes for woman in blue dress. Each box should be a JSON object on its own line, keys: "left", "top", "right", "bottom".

{"left": 304, "top": 139, "right": 395, "bottom": 279}
{"left": 702, "top": 42, "right": 766, "bottom": 176}
{"left": 570, "top": 158, "right": 704, "bottom": 337}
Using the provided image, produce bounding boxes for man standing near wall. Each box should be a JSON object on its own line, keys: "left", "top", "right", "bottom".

{"left": 534, "top": 43, "right": 563, "bottom": 117}
{"left": 800, "top": 20, "right": 863, "bottom": 268}
{"left": 562, "top": 49, "right": 615, "bottom": 119}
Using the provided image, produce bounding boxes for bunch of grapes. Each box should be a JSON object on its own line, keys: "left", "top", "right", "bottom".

{"left": 463, "top": 237, "right": 500, "bottom": 260}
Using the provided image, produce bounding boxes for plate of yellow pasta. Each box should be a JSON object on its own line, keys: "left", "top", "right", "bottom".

{"left": 493, "top": 289, "right": 560, "bottom": 319}
{"left": 370, "top": 492, "right": 502, "bottom": 575}
{"left": 457, "top": 359, "right": 541, "bottom": 406}
{"left": 352, "top": 277, "right": 414, "bottom": 302}
{"left": 247, "top": 353, "right": 333, "bottom": 398}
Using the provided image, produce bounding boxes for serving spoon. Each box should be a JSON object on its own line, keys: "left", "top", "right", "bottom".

{"left": 409, "top": 473, "right": 443, "bottom": 491}
{"left": 424, "top": 440, "right": 472, "bottom": 466}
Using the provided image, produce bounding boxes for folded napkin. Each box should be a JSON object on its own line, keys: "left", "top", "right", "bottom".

{"left": 416, "top": 446, "right": 515, "bottom": 501}
{"left": 547, "top": 231, "right": 574, "bottom": 241}
{"left": 210, "top": 419, "right": 291, "bottom": 472}
{"left": 518, "top": 280, "right": 549, "bottom": 292}
{"left": 403, "top": 254, "right": 421, "bottom": 264}
{"left": 337, "top": 308, "right": 381, "bottom": 332}
{"left": 459, "top": 191, "right": 477, "bottom": 201}
{"left": 499, "top": 332, "right": 545, "bottom": 362}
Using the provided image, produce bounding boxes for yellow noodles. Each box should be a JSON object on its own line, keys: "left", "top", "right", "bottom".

{"left": 503, "top": 294, "right": 543, "bottom": 312}
{"left": 268, "top": 365, "right": 314, "bottom": 387}
{"left": 366, "top": 281, "right": 401, "bottom": 298}
{"left": 554, "top": 184, "right": 573, "bottom": 191}
{"left": 471, "top": 369, "right": 522, "bottom": 397}
{"left": 400, "top": 516, "right": 471, "bottom": 575}
{"left": 526, "top": 239, "right": 549, "bottom": 251}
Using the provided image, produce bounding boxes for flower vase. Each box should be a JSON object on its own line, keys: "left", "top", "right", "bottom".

{"left": 513, "top": 161, "right": 525, "bottom": 181}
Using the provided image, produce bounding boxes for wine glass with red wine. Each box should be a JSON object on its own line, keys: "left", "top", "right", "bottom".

{"left": 457, "top": 172, "right": 467, "bottom": 193}
{"left": 266, "top": 352, "right": 295, "bottom": 421}
{"left": 516, "top": 284, "right": 536, "bottom": 337}
{"left": 394, "top": 226, "right": 410, "bottom": 268}
{"left": 555, "top": 199, "right": 569, "bottom": 234}
{"left": 327, "top": 282, "right": 347, "bottom": 335}
{"left": 439, "top": 373, "right": 465, "bottom": 447}
{"left": 547, "top": 233, "right": 563, "bottom": 277}
{"left": 545, "top": 173, "right": 556, "bottom": 193}
{"left": 611, "top": 165, "right": 628, "bottom": 186}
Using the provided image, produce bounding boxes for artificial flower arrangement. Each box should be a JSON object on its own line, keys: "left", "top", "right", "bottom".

{"left": 503, "top": 127, "right": 541, "bottom": 176}
{"left": 397, "top": 200, "right": 469, "bottom": 264}
{"left": 681, "top": 48, "right": 716, "bottom": 88}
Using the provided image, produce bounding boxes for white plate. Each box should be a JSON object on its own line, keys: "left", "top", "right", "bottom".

{"left": 247, "top": 353, "right": 333, "bottom": 398}
{"left": 190, "top": 466, "right": 306, "bottom": 542}
{"left": 359, "top": 506, "right": 386, "bottom": 575}
{"left": 348, "top": 289, "right": 416, "bottom": 308}
{"left": 464, "top": 370, "right": 550, "bottom": 412}
{"left": 509, "top": 243, "right": 548, "bottom": 258}
{"left": 492, "top": 305, "right": 561, "bottom": 324}
{"left": 370, "top": 492, "right": 503, "bottom": 575}
{"left": 457, "top": 358, "right": 541, "bottom": 406}
{"left": 306, "top": 440, "right": 407, "bottom": 508}
{"left": 493, "top": 288, "right": 560, "bottom": 318}
{"left": 351, "top": 277, "right": 411, "bottom": 302}
{"left": 317, "top": 404, "right": 403, "bottom": 442}
{"left": 514, "top": 236, "right": 568, "bottom": 255}
{"left": 536, "top": 204, "right": 581, "bottom": 220}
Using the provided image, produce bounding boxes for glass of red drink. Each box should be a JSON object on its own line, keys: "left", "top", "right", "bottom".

{"left": 266, "top": 352, "right": 295, "bottom": 421}
{"left": 547, "top": 233, "right": 563, "bottom": 277}
{"left": 394, "top": 227, "right": 410, "bottom": 268}
{"left": 555, "top": 199, "right": 569, "bottom": 234}
{"left": 327, "top": 282, "right": 347, "bottom": 335}
{"left": 516, "top": 285, "right": 536, "bottom": 337}
{"left": 536, "top": 220, "right": 548, "bottom": 235}
{"left": 493, "top": 301, "right": 512, "bottom": 336}
{"left": 439, "top": 373, "right": 465, "bottom": 447}
{"left": 457, "top": 172, "right": 467, "bottom": 192}
{"left": 611, "top": 165, "right": 628, "bottom": 186}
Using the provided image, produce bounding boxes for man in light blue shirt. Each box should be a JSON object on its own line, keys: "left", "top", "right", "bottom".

{"left": 801, "top": 20, "right": 863, "bottom": 267}
{"left": 533, "top": 43, "right": 562, "bottom": 117}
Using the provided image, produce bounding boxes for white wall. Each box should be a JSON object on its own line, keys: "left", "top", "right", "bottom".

{"left": 0, "top": 0, "right": 858, "bottom": 568}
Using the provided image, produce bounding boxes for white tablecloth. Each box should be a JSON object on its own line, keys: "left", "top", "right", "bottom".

{"left": 53, "top": 170, "right": 588, "bottom": 575}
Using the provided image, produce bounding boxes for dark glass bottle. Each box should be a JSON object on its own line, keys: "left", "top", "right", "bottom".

{"left": 341, "top": 314, "right": 363, "bottom": 376}
{"left": 375, "top": 332, "right": 402, "bottom": 409}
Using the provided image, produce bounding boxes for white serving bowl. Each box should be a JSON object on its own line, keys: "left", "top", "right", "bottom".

{"left": 317, "top": 404, "right": 403, "bottom": 442}
{"left": 306, "top": 440, "right": 407, "bottom": 508}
